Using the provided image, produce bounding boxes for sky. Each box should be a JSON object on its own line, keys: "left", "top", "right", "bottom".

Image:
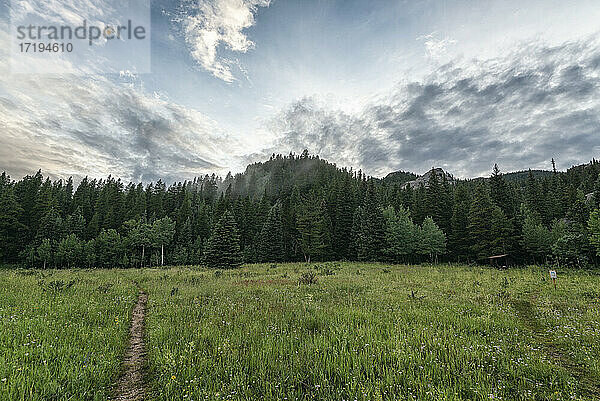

{"left": 0, "top": 0, "right": 599, "bottom": 182}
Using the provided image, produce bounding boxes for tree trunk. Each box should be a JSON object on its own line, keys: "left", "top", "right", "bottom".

{"left": 43, "top": 260, "right": 46, "bottom": 269}
{"left": 141, "top": 245, "right": 145, "bottom": 268}
{"left": 161, "top": 244, "right": 164, "bottom": 266}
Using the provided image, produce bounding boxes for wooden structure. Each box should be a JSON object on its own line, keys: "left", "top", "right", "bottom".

{"left": 487, "top": 254, "right": 510, "bottom": 269}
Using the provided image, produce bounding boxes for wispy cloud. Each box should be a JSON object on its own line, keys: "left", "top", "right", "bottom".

{"left": 0, "top": 28, "right": 247, "bottom": 182}
{"left": 417, "top": 32, "right": 457, "bottom": 61}
{"left": 269, "top": 35, "right": 600, "bottom": 177}
{"left": 177, "top": 0, "right": 271, "bottom": 82}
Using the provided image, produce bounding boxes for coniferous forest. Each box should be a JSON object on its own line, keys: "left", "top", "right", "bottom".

{"left": 1, "top": 151, "right": 600, "bottom": 269}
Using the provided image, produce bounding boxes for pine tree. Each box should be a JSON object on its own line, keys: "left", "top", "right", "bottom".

{"left": 355, "top": 181, "right": 385, "bottom": 261}
{"left": 257, "top": 202, "right": 284, "bottom": 262}
{"left": 490, "top": 164, "right": 513, "bottom": 217}
{"left": 425, "top": 170, "right": 443, "bottom": 226}
{"left": 525, "top": 170, "right": 544, "bottom": 222}
{"left": 489, "top": 206, "right": 511, "bottom": 256}
{"left": 297, "top": 193, "right": 331, "bottom": 262}
{"left": 567, "top": 190, "right": 590, "bottom": 228}
{"left": 0, "top": 186, "right": 25, "bottom": 262}
{"left": 594, "top": 174, "right": 600, "bottom": 209}
{"left": 383, "top": 206, "right": 416, "bottom": 263}
{"left": 94, "top": 229, "right": 123, "bottom": 268}
{"left": 65, "top": 208, "right": 86, "bottom": 239}
{"left": 13, "top": 171, "right": 42, "bottom": 247}
{"left": 332, "top": 180, "right": 354, "bottom": 259}
{"left": 449, "top": 185, "right": 471, "bottom": 262}
{"left": 588, "top": 209, "right": 600, "bottom": 256}
{"left": 350, "top": 206, "right": 364, "bottom": 261}
{"left": 203, "top": 211, "right": 242, "bottom": 269}
{"left": 468, "top": 183, "right": 495, "bottom": 261}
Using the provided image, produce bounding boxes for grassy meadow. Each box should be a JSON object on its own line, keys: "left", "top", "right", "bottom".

{"left": 1, "top": 263, "right": 600, "bottom": 400}
{"left": 0, "top": 269, "right": 138, "bottom": 400}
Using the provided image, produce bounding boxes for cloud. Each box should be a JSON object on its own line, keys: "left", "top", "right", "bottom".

{"left": 9, "top": 0, "right": 111, "bottom": 25}
{"left": 0, "top": 33, "right": 247, "bottom": 183}
{"left": 417, "top": 32, "right": 457, "bottom": 61}
{"left": 178, "top": 0, "right": 271, "bottom": 82}
{"left": 270, "top": 35, "right": 600, "bottom": 178}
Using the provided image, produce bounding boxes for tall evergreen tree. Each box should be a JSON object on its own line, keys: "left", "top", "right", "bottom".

{"left": 449, "top": 185, "right": 471, "bottom": 262}
{"left": 297, "top": 193, "right": 331, "bottom": 262}
{"left": 490, "top": 164, "right": 513, "bottom": 217}
{"left": 489, "top": 206, "right": 512, "bottom": 256}
{"left": 588, "top": 209, "right": 600, "bottom": 256}
{"left": 468, "top": 183, "right": 495, "bottom": 260}
{"left": 257, "top": 202, "right": 284, "bottom": 262}
{"left": 382, "top": 206, "right": 416, "bottom": 263}
{"left": 0, "top": 187, "right": 26, "bottom": 262}
{"left": 203, "top": 211, "right": 242, "bottom": 269}
{"left": 332, "top": 180, "right": 355, "bottom": 259}
{"left": 355, "top": 181, "right": 385, "bottom": 261}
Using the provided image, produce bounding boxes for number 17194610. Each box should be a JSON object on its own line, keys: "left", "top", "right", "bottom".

{"left": 19, "top": 42, "right": 73, "bottom": 53}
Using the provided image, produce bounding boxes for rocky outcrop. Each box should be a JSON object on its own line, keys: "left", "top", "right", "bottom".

{"left": 401, "top": 168, "right": 455, "bottom": 189}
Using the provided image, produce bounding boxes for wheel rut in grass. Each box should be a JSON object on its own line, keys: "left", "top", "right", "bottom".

{"left": 113, "top": 290, "right": 148, "bottom": 401}
{"left": 512, "top": 299, "right": 600, "bottom": 397}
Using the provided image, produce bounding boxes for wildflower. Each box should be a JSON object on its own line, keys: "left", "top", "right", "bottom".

{"left": 171, "top": 375, "right": 176, "bottom": 380}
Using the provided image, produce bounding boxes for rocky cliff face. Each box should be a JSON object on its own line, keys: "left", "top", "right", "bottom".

{"left": 401, "top": 168, "right": 455, "bottom": 189}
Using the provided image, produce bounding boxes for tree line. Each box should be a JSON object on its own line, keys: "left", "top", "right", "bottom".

{"left": 1, "top": 151, "right": 599, "bottom": 269}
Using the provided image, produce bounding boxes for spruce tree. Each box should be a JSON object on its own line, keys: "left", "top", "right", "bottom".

{"left": 489, "top": 206, "right": 511, "bottom": 256}
{"left": 355, "top": 181, "right": 385, "bottom": 261}
{"left": 332, "top": 180, "right": 355, "bottom": 259}
{"left": 0, "top": 186, "right": 25, "bottom": 262}
{"left": 588, "top": 209, "right": 600, "bottom": 256}
{"left": 257, "top": 202, "right": 284, "bottom": 262}
{"left": 490, "top": 164, "right": 513, "bottom": 217}
{"left": 449, "top": 186, "right": 471, "bottom": 262}
{"left": 204, "top": 211, "right": 242, "bottom": 269}
{"left": 594, "top": 174, "right": 600, "bottom": 209}
{"left": 383, "top": 206, "right": 416, "bottom": 263}
{"left": 296, "top": 193, "right": 331, "bottom": 262}
{"left": 425, "top": 171, "right": 443, "bottom": 226}
{"left": 468, "top": 183, "right": 495, "bottom": 261}
{"left": 94, "top": 229, "right": 123, "bottom": 268}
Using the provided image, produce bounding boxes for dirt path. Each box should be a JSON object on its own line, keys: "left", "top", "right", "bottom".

{"left": 512, "top": 299, "right": 600, "bottom": 397}
{"left": 113, "top": 290, "right": 148, "bottom": 401}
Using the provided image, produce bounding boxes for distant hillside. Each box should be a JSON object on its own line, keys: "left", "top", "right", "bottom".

{"left": 565, "top": 160, "right": 600, "bottom": 194}
{"left": 381, "top": 170, "right": 418, "bottom": 186}
{"left": 224, "top": 152, "right": 359, "bottom": 199}
{"left": 503, "top": 170, "right": 554, "bottom": 183}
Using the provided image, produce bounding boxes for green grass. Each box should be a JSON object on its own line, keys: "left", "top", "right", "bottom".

{"left": 137, "top": 263, "right": 600, "bottom": 401}
{"left": 2, "top": 263, "right": 600, "bottom": 400}
{"left": 0, "top": 269, "right": 138, "bottom": 400}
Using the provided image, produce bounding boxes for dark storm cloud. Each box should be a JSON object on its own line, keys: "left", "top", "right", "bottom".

{"left": 272, "top": 37, "right": 600, "bottom": 177}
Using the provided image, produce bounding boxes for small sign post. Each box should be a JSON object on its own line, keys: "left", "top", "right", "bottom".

{"left": 549, "top": 270, "right": 557, "bottom": 289}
